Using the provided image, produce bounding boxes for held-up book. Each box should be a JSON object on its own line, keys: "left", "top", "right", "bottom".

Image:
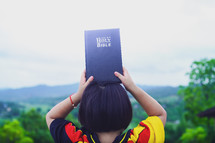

{"left": 85, "top": 28, "right": 123, "bottom": 84}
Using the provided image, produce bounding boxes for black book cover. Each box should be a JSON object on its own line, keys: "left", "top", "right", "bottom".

{"left": 85, "top": 28, "right": 123, "bottom": 84}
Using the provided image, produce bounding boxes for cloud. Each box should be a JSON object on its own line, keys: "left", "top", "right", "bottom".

{"left": 0, "top": 0, "right": 214, "bottom": 88}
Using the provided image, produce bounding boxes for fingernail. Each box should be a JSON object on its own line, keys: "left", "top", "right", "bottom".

{"left": 114, "top": 72, "right": 118, "bottom": 76}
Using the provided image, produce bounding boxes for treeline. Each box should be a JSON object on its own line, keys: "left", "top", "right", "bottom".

{"left": 0, "top": 94, "right": 183, "bottom": 143}
{"left": 0, "top": 102, "right": 81, "bottom": 143}
{"left": 0, "top": 58, "right": 214, "bottom": 143}
{"left": 0, "top": 109, "right": 52, "bottom": 143}
{"left": 165, "top": 58, "right": 215, "bottom": 143}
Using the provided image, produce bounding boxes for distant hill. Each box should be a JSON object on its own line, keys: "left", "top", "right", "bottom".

{"left": 0, "top": 83, "right": 79, "bottom": 102}
{"left": 137, "top": 85, "right": 179, "bottom": 99}
{"left": 0, "top": 84, "right": 178, "bottom": 102}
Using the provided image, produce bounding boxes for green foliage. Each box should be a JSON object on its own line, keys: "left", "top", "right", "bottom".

{"left": 19, "top": 109, "right": 53, "bottom": 143}
{"left": 17, "top": 137, "right": 34, "bottom": 143}
{"left": 165, "top": 122, "right": 178, "bottom": 143}
{"left": 159, "top": 95, "right": 184, "bottom": 122}
{"left": 178, "top": 58, "right": 215, "bottom": 141}
{"left": 66, "top": 112, "right": 81, "bottom": 128}
{"left": 165, "top": 114, "right": 187, "bottom": 143}
{"left": 178, "top": 58, "right": 215, "bottom": 124}
{"left": 180, "top": 126, "right": 207, "bottom": 143}
{"left": 0, "top": 120, "right": 33, "bottom": 143}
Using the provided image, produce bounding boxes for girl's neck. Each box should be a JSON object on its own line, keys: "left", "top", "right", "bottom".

{"left": 96, "top": 130, "right": 122, "bottom": 143}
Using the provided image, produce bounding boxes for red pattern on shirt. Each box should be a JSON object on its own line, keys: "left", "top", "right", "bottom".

{"left": 128, "top": 122, "right": 150, "bottom": 143}
{"left": 137, "top": 122, "right": 150, "bottom": 143}
{"left": 65, "top": 123, "right": 89, "bottom": 143}
{"left": 64, "top": 122, "right": 151, "bottom": 143}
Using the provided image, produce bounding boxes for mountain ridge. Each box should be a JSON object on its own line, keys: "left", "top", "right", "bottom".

{"left": 0, "top": 83, "right": 178, "bottom": 102}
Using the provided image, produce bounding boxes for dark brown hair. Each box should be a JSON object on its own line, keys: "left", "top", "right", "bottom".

{"left": 78, "top": 82, "right": 132, "bottom": 132}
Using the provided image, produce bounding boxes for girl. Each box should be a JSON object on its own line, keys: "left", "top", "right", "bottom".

{"left": 46, "top": 68, "right": 167, "bottom": 143}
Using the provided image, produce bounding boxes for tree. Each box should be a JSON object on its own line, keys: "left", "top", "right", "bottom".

{"left": 180, "top": 126, "right": 207, "bottom": 143}
{"left": 19, "top": 109, "right": 53, "bottom": 143}
{"left": 178, "top": 58, "right": 215, "bottom": 142}
{"left": 0, "top": 120, "right": 33, "bottom": 143}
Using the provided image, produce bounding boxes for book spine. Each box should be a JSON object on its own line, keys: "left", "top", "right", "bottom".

{"left": 84, "top": 31, "right": 89, "bottom": 79}
{"left": 118, "top": 29, "right": 123, "bottom": 76}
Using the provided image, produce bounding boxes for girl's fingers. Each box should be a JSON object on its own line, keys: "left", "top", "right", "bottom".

{"left": 85, "top": 76, "right": 94, "bottom": 86}
{"left": 81, "top": 70, "right": 86, "bottom": 82}
{"left": 114, "top": 71, "right": 124, "bottom": 81}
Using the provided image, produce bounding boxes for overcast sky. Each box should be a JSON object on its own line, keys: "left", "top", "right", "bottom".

{"left": 0, "top": 0, "right": 215, "bottom": 88}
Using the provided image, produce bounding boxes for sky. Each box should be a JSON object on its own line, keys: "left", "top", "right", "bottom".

{"left": 0, "top": 0, "right": 215, "bottom": 88}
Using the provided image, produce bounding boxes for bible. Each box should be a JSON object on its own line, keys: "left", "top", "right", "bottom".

{"left": 85, "top": 28, "right": 123, "bottom": 84}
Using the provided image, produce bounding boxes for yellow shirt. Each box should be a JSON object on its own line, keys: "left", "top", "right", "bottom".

{"left": 127, "top": 116, "right": 165, "bottom": 143}
{"left": 50, "top": 116, "right": 165, "bottom": 143}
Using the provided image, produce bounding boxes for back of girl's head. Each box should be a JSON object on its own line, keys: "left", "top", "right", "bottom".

{"left": 78, "top": 82, "right": 132, "bottom": 132}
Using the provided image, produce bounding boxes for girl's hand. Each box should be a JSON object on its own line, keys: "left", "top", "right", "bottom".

{"left": 77, "top": 70, "right": 94, "bottom": 96}
{"left": 46, "top": 70, "right": 94, "bottom": 129}
{"left": 114, "top": 67, "right": 136, "bottom": 92}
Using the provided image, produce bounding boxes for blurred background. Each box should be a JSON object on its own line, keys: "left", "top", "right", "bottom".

{"left": 0, "top": 0, "right": 214, "bottom": 143}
